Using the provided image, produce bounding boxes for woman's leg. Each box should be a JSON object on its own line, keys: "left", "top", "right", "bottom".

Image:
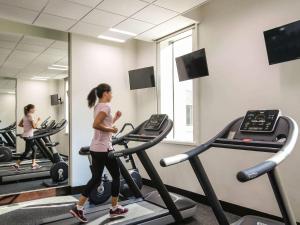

{"left": 30, "top": 140, "right": 37, "bottom": 165}
{"left": 105, "top": 156, "right": 120, "bottom": 207}
{"left": 17, "top": 139, "right": 32, "bottom": 165}
{"left": 79, "top": 151, "right": 106, "bottom": 207}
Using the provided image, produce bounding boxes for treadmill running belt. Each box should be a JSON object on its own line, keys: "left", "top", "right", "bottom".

{"left": 42, "top": 201, "right": 169, "bottom": 225}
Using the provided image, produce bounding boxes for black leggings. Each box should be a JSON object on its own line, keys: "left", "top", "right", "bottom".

{"left": 82, "top": 151, "right": 120, "bottom": 198}
{"left": 19, "top": 139, "right": 36, "bottom": 160}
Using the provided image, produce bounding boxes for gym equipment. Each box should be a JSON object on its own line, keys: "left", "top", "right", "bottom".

{"left": 0, "top": 117, "right": 52, "bottom": 162}
{"left": 0, "top": 119, "right": 68, "bottom": 184}
{"left": 0, "top": 122, "right": 16, "bottom": 162}
{"left": 41, "top": 114, "right": 196, "bottom": 225}
{"left": 0, "top": 122, "right": 16, "bottom": 148}
{"left": 79, "top": 123, "right": 143, "bottom": 205}
{"left": 161, "top": 110, "right": 298, "bottom": 225}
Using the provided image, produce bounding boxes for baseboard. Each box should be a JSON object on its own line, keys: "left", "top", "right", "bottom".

{"left": 142, "top": 178, "right": 299, "bottom": 224}
{"left": 69, "top": 185, "right": 85, "bottom": 195}
{"left": 0, "top": 186, "right": 69, "bottom": 206}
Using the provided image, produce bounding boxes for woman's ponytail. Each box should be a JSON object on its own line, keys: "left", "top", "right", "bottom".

{"left": 24, "top": 104, "right": 35, "bottom": 115}
{"left": 87, "top": 83, "right": 112, "bottom": 108}
{"left": 87, "top": 87, "right": 97, "bottom": 108}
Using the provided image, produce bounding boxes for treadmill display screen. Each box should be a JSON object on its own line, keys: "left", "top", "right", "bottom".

{"left": 240, "top": 110, "right": 280, "bottom": 133}
{"left": 145, "top": 114, "right": 168, "bottom": 131}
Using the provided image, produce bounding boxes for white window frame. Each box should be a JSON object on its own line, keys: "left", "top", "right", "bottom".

{"left": 65, "top": 78, "right": 69, "bottom": 134}
{"left": 156, "top": 24, "right": 200, "bottom": 146}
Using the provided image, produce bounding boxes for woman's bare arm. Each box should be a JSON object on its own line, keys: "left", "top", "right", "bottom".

{"left": 18, "top": 119, "right": 23, "bottom": 127}
{"left": 93, "top": 112, "right": 117, "bottom": 133}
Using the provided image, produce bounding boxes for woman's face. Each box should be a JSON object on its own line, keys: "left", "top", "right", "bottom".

{"left": 29, "top": 107, "right": 36, "bottom": 114}
{"left": 106, "top": 91, "right": 112, "bottom": 102}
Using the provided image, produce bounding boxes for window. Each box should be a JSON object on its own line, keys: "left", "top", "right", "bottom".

{"left": 65, "top": 79, "right": 69, "bottom": 134}
{"left": 159, "top": 30, "right": 194, "bottom": 142}
{"left": 186, "top": 105, "right": 192, "bottom": 126}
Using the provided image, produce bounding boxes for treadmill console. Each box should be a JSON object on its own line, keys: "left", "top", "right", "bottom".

{"left": 240, "top": 110, "right": 280, "bottom": 133}
{"left": 145, "top": 114, "right": 168, "bottom": 131}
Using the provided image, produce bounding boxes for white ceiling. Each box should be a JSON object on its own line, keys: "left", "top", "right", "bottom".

{"left": 0, "top": 32, "right": 68, "bottom": 80}
{"left": 0, "top": 0, "right": 209, "bottom": 42}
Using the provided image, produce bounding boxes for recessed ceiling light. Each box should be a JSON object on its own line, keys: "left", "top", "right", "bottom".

{"left": 31, "top": 76, "right": 50, "bottom": 81}
{"left": 48, "top": 66, "right": 68, "bottom": 71}
{"left": 54, "top": 74, "right": 68, "bottom": 79}
{"left": 109, "top": 28, "right": 137, "bottom": 36}
{"left": 52, "top": 64, "right": 68, "bottom": 68}
{"left": 97, "top": 35, "right": 125, "bottom": 43}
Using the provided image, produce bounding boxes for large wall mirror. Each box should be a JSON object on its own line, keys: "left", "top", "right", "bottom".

{"left": 0, "top": 20, "right": 69, "bottom": 196}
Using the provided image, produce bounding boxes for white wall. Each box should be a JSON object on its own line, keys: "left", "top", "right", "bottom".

{"left": 0, "top": 93, "right": 15, "bottom": 128}
{"left": 56, "top": 79, "right": 69, "bottom": 156}
{"left": 135, "top": 0, "right": 300, "bottom": 220}
{"left": 16, "top": 79, "right": 59, "bottom": 152}
{"left": 70, "top": 34, "right": 137, "bottom": 186}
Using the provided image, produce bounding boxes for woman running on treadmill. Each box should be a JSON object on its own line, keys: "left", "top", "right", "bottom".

{"left": 13, "top": 104, "right": 41, "bottom": 170}
{"left": 70, "top": 83, "right": 128, "bottom": 223}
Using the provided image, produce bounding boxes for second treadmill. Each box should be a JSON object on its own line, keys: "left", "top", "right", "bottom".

{"left": 41, "top": 114, "right": 196, "bottom": 225}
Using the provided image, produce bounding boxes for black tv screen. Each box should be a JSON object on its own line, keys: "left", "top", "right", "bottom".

{"left": 51, "top": 94, "right": 59, "bottom": 105}
{"left": 176, "top": 48, "right": 209, "bottom": 82}
{"left": 264, "top": 20, "right": 300, "bottom": 65}
{"left": 128, "top": 66, "right": 155, "bottom": 90}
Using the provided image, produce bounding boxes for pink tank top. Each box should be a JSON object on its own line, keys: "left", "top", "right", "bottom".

{"left": 90, "top": 103, "right": 113, "bottom": 152}
{"left": 22, "top": 114, "right": 34, "bottom": 137}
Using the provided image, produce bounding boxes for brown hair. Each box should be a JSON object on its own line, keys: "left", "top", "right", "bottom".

{"left": 24, "top": 104, "right": 35, "bottom": 115}
{"left": 87, "top": 83, "right": 112, "bottom": 108}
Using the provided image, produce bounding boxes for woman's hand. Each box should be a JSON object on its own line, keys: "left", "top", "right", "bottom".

{"left": 113, "top": 111, "right": 122, "bottom": 123}
{"left": 111, "top": 126, "right": 118, "bottom": 133}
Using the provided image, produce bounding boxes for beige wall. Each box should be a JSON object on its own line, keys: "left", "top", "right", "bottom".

{"left": 70, "top": 34, "right": 137, "bottom": 186}
{"left": 135, "top": 0, "right": 300, "bottom": 220}
{"left": 0, "top": 93, "right": 15, "bottom": 128}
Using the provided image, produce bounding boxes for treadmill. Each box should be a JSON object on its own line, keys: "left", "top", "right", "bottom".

{"left": 41, "top": 114, "right": 197, "bottom": 225}
{"left": 161, "top": 110, "right": 298, "bottom": 225}
{"left": 0, "top": 119, "right": 67, "bottom": 183}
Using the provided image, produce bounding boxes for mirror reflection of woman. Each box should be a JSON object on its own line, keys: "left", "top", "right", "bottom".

{"left": 12, "top": 104, "right": 41, "bottom": 170}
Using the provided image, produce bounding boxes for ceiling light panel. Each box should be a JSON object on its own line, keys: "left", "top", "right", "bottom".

{"left": 100, "top": 30, "right": 133, "bottom": 40}
{"left": 97, "top": 0, "right": 148, "bottom": 17}
{"left": 97, "top": 35, "right": 125, "bottom": 43}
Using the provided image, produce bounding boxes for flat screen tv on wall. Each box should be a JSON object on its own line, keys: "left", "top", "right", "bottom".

{"left": 128, "top": 66, "right": 155, "bottom": 90}
{"left": 264, "top": 20, "right": 300, "bottom": 65}
{"left": 176, "top": 48, "right": 209, "bottom": 82}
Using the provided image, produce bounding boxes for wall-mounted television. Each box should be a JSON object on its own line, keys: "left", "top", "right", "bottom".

{"left": 128, "top": 66, "right": 155, "bottom": 90}
{"left": 176, "top": 48, "right": 209, "bottom": 82}
{"left": 264, "top": 20, "right": 300, "bottom": 65}
{"left": 51, "top": 94, "right": 61, "bottom": 105}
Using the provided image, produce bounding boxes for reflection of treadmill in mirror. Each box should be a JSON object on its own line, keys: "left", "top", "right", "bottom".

{"left": 41, "top": 114, "right": 196, "bottom": 225}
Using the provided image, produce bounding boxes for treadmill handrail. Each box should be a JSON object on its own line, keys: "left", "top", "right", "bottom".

{"left": 109, "top": 119, "right": 173, "bottom": 158}
{"left": 160, "top": 118, "right": 241, "bottom": 167}
{"left": 237, "top": 116, "right": 298, "bottom": 182}
{"left": 26, "top": 120, "right": 67, "bottom": 140}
